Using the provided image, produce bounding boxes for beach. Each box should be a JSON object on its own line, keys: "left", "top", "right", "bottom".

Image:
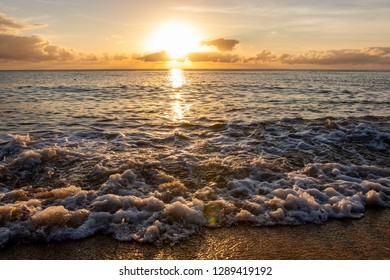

{"left": 1, "top": 208, "right": 388, "bottom": 260}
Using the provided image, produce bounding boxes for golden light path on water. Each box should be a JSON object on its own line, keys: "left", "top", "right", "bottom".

{"left": 168, "top": 68, "right": 221, "bottom": 225}
{"left": 169, "top": 69, "right": 191, "bottom": 122}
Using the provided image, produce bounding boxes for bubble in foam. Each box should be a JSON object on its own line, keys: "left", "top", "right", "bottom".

{"left": 165, "top": 201, "right": 205, "bottom": 225}
{"left": 31, "top": 206, "right": 89, "bottom": 228}
{"left": 50, "top": 185, "right": 82, "bottom": 199}
{"left": 366, "top": 190, "right": 390, "bottom": 207}
{"left": 143, "top": 224, "right": 160, "bottom": 242}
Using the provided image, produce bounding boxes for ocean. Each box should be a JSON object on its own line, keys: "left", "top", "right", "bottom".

{"left": 0, "top": 69, "right": 389, "bottom": 247}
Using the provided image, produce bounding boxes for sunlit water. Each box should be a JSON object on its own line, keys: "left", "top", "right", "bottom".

{"left": 0, "top": 70, "right": 389, "bottom": 246}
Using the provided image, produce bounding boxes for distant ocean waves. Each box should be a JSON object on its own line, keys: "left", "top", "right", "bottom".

{"left": 1, "top": 116, "right": 389, "bottom": 247}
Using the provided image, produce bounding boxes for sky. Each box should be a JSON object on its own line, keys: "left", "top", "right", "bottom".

{"left": 1, "top": 0, "right": 390, "bottom": 69}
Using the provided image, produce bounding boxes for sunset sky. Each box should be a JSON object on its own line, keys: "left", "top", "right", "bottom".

{"left": 1, "top": 0, "right": 390, "bottom": 69}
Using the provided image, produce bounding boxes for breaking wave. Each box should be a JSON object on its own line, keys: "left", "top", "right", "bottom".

{"left": 1, "top": 116, "right": 389, "bottom": 247}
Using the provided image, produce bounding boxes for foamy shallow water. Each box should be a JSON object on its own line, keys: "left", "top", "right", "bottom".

{"left": 0, "top": 70, "right": 389, "bottom": 247}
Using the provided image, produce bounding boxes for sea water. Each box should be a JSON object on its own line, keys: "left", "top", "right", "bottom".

{"left": 0, "top": 69, "right": 389, "bottom": 246}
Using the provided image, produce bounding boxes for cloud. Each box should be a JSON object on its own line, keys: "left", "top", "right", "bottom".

{"left": 245, "top": 50, "right": 279, "bottom": 63}
{"left": 100, "top": 47, "right": 390, "bottom": 68}
{"left": 280, "top": 48, "right": 390, "bottom": 65}
{"left": 0, "top": 34, "right": 75, "bottom": 61}
{"left": 132, "top": 50, "right": 240, "bottom": 63}
{"left": 188, "top": 52, "right": 240, "bottom": 63}
{"left": 0, "top": 13, "right": 74, "bottom": 62}
{"left": 201, "top": 38, "right": 240, "bottom": 52}
{"left": 0, "top": 13, "right": 46, "bottom": 34}
{"left": 134, "top": 51, "right": 171, "bottom": 62}
{"left": 0, "top": 13, "right": 134, "bottom": 66}
{"left": 248, "top": 47, "right": 390, "bottom": 67}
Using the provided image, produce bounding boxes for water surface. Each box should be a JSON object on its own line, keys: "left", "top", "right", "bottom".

{"left": 0, "top": 70, "right": 389, "bottom": 247}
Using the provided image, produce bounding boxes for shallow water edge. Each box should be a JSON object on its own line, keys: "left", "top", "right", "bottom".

{"left": 1, "top": 208, "right": 388, "bottom": 260}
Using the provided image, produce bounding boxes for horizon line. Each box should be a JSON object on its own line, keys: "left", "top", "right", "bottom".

{"left": 1, "top": 68, "right": 390, "bottom": 72}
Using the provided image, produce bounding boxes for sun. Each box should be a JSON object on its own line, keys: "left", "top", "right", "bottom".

{"left": 146, "top": 21, "right": 203, "bottom": 60}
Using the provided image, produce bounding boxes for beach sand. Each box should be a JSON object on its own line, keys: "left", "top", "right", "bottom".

{"left": 0, "top": 208, "right": 389, "bottom": 260}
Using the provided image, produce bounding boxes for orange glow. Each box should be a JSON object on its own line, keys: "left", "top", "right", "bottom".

{"left": 146, "top": 21, "right": 203, "bottom": 60}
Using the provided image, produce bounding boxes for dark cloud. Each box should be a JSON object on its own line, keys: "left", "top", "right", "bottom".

{"left": 134, "top": 51, "right": 171, "bottom": 62}
{"left": 188, "top": 52, "right": 240, "bottom": 63}
{"left": 0, "top": 34, "right": 75, "bottom": 61}
{"left": 201, "top": 38, "right": 240, "bottom": 52}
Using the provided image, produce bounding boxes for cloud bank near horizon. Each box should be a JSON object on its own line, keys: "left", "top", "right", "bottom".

{"left": 135, "top": 47, "right": 390, "bottom": 67}
{"left": 248, "top": 48, "right": 390, "bottom": 66}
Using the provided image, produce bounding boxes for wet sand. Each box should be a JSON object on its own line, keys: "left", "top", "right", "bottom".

{"left": 0, "top": 208, "right": 389, "bottom": 260}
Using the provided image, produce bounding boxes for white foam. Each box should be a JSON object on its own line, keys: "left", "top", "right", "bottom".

{"left": 366, "top": 190, "right": 390, "bottom": 207}
{"left": 269, "top": 208, "right": 285, "bottom": 220}
{"left": 235, "top": 209, "right": 256, "bottom": 222}
{"left": 143, "top": 224, "right": 160, "bottom": 242}
{"left": 165, "top": 201, "right": 204, "bottom": 225}
{"left": 0, "top": 116, "right": 389, "bottom": 247}
{"left": 31, "top": 206, "right": 89, "bottom": 227}
{"left": 50, "top": 185, "right": 82, "bottom": 199}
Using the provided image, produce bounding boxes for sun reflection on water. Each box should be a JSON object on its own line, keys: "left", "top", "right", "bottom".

{"left": 170, "top": 68, "right": 185, "bottom": 89}
{"left": 172, "top": 100, "right": 184, "bottom": 120}
{"left": 169, "top": 69, "right": 191, "bottom": 122}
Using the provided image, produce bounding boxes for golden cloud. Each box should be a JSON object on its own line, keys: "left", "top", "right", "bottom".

{"left": 133, "top": 51, "right": 171, "bottom": 62}
{"left": 250, "top": 48, "right": 390, "bottom": 66}
{"left": 0, "top": 34, "right": 75, "bottom": 61}
{"left": 201, "top": 38, "right": 240, "bottom": 52}
{"left": 187, "top": 52, "right": 240, "bottom": 63}
{"left": 0, "top": 13, "right": 46, "bottom": 34}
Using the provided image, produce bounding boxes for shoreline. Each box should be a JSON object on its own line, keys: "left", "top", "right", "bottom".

{"left": 0, "top": 208, "right": 389, "bottom": 260}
